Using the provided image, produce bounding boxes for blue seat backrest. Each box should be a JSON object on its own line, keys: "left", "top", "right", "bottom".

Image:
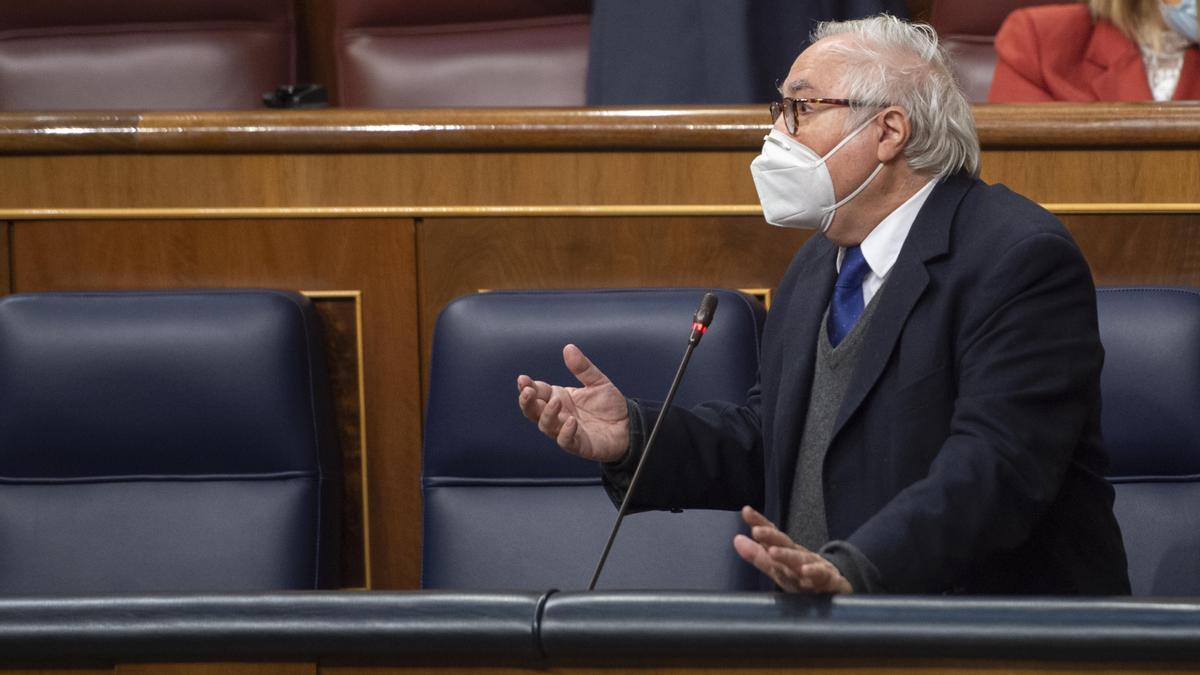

{"left": 1098, "top": 287, "right": 1200, "bottom": 596}
{"left": 422, "top": 288, "right": 765, "bottom": 590}
{"left": 0, "top": 290, "right": 340, "bottom": 593}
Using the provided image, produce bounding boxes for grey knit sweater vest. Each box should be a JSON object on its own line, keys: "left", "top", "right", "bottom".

{"left": 785, "top": 291, "right": 884, "bottom": 549}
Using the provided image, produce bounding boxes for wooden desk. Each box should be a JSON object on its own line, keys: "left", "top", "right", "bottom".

{"left": 1, "top": 103, "right": 1197, "bottom": 589}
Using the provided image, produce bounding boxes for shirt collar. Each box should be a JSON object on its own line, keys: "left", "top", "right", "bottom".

{"left": 838, "top": 178, "right": 938, "bottom": 278}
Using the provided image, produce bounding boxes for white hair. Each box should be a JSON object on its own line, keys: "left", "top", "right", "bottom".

{"left": 811, "top": 15, "right": 980, "bottom": 178}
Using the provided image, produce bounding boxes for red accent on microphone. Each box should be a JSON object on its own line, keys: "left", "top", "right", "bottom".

{"left": 691, "top": 322, "right": 707, "bottom": 334}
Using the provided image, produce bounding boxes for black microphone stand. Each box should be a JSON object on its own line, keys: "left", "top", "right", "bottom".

{"left": 587, "top": 293, "right": 718, "bottom": 591}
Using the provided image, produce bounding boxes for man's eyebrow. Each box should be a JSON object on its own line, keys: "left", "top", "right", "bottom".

{"left": 781, "top": 79, "right": 813, "bottom": 95}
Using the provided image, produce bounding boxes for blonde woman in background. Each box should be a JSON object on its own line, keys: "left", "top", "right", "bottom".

{"left": 989, "top": 0, "right": 1199, "bottom": 100}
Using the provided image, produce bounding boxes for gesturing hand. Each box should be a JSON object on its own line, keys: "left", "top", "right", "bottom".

{"left": 516, "top": 344, "right": 630, "bottom": 463}
{"left": 732, "top": 506, "right": 853, "bottom": 594}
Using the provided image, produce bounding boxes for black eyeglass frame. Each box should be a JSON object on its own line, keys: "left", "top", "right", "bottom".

{"left": 769, "top": 97, "right": 879, "bottom": 135}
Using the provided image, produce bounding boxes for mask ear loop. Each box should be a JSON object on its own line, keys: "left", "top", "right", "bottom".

{"left": 818, "top": 114, "right": 885, "bottom": 215}
{"left": 818, "top": 115, "right": 877, "bottom": 164}
{"left": 816, "top": 160, "right": 883, "bottom": 232}
{"left": 824, "top": 162, "right": 884, "bottom": 214}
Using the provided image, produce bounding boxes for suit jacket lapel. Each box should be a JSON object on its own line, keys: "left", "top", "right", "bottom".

{"left": 831, "top": 173, "right": 971, "bottom": 439}
{"left": 1085, "top": 20, "right": 1153, "bottom": 100}
{"left": 771, "top": 236, "right": 837, "bottom": 511}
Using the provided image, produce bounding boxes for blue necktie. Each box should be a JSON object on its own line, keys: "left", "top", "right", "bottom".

{"left": 828, "top": 246, "right": 870, "bottom": 347}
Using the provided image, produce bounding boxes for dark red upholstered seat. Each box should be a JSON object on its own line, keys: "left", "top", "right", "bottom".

{"left": 333, "top": 0, "right": 591, "bottom": 108}
{"left": 0, "top": 0, "right": 295, "bottom": 111}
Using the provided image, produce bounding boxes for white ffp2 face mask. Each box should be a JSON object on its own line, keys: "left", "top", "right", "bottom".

{"left": 1161, "top": 0, "right": 1197, "bottom": 42}
{"left": 749, "top": 120, "right": 883, "bottom": 231}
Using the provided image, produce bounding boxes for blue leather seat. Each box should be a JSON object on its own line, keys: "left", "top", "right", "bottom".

{"left": 0, "top": 290, "right": 340, "bottom": 593}
{"left": 1098, "top": 286, "right": 1200, "bottom": 596}
{"left": 422, "top": 288, "right": 765, "bottom": 590}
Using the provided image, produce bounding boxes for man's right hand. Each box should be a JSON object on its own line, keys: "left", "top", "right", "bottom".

{"left": 516, "top": 344, "right": 630, "bottom": 463}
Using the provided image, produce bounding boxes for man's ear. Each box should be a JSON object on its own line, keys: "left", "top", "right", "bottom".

{"left": 876, "top": 107, "right": 910, "bottom": 164}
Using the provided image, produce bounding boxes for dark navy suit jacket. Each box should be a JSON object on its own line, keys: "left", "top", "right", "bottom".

{"left": 619, "top": 171, "right": 1131, "bottom": 594}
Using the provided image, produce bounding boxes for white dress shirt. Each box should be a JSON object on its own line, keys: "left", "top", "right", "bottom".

{"left": 836, "top": 178, "right": 939, "bottom": 305}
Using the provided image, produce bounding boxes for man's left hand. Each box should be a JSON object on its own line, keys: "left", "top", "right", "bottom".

{"left": 732, "top": 506, "right": 853, "bottom": 594}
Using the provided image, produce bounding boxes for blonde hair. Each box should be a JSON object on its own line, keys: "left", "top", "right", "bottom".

{"left": 1088, "top": 0, "right": 1165, "bottom": 47}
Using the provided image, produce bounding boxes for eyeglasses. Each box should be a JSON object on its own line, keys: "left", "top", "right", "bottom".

{"left": 769, "top": 97, "right": 874, "bottom": 135}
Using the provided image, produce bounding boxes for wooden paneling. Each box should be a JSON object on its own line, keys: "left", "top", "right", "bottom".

{"left": 2, "top": 154, "right": 1194, "bottom": 217}
{"left": 3, "top": 147, "right": 1195, "bottom": 213}
{"left": 416, "top": 216, "right": 812, "bottom": 389}
{"left": 10, "top": 218, "right": 421, "bottom": 590}
{"left": 1, "top": 110, "right": 1196, "bottom": 217}
{"left": 981, "top": 149, "right": 1200, "bottom": 204}
{"left": 0, "top": 151, "right": 759, "bottom": 211}
{"left": 2, "top": 670, "right": 109, "bottom": 675}
{"left": 1064, "top": 213, "right": 1200, "bottom": 285}
{"left": 0, "top": 109, "right": 770, "bottom": 153}
{"left": 1, "top": 105, "right": 1198, "bottom": 154}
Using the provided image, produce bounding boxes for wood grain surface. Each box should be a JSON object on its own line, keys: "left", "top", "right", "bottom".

{"left": 0, "top": 150, "right": 761, "bottom": 210}
{"left": 1065, "top": 214, "right": 1200, "bottom": 285}
{"left": 416, "top": 216, "right": 810, "bottom": 392}
{"left": 1, "top": 103, "right": 1198, "bottom": 154}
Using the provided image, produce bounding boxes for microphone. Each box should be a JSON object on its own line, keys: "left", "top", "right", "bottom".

{"left": 587, "top": 292, "right": 719, "bottom": 591}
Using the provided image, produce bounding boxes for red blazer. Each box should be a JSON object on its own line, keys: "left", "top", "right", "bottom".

{"left": 989, "top": 3, "right": 1200, "bottom": 102}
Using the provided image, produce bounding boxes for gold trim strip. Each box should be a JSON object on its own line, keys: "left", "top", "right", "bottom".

{"left": 302, "top": 290, "right": 364, "bottom": 299}
{"left": 2, "top": 203, "right": 1198, "bottom": 220}
{"left": 350, "top": 289, "right": 369, "bottom": 588}
{"left": 300, "top": 289, "right": 371, "bottom": 590}
{"left": 351, "top": 291, "right": 371, "bottom": 590}
{"left": 1042, "top": 203, "right": 1200, "bottom": 214}
{"left": 740, "top": 288, "right": 773, "bottom": 310}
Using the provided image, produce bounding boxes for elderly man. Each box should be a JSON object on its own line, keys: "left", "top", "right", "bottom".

{"left": 517, "top": 15, "right": 1130, "bottom": 594}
